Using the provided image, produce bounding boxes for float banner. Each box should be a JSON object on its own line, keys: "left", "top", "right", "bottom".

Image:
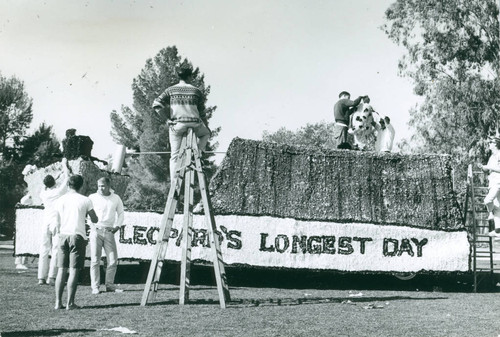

{"left": 15, "top": 209, "right": 469, "bottom": 272}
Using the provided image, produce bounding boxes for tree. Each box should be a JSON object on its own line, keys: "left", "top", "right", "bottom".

{"left": 0, "top": 158, "right": 25, "bottom": 237}
{"left": 110, "top": 46, "right": 220, "bottom": 210}
{"left": 0, "top": 123, "right": 62, "bottom": 237}
{"left": 262, "top": 122, "right": 336, "bottom": 148}
{"left": 0, "top": 74, "right": 33, "bottom": 158}
{"left": 382, "top": 0, "right": 500, "bottom": 186}
{"left": 18, "top": 123, "right": 62, "bottom": 167}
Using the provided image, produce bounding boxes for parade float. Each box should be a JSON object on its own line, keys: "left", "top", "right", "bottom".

{"left": 14, "top": 132, "right": 475, "bottom": 275}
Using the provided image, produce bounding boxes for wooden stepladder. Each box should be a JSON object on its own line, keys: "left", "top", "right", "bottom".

{"left": 465, "top": 164, "right": 500, "bottom": 292}
{"left": 141, "top": 129, "right": 230, "bottom": 308}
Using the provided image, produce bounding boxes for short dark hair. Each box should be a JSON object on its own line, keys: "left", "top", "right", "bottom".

{"left": 97, "top": 177, "right": 110, "bottom": 185}
{"left": 490, "top": 137, "right": 500, "bottom": 150}
{"left": 43, "top": 175, "right": 56, "bottom": 188}
{"left": 339, "top": 91, "right": 350, "bottom": 98}
{"left": 176, "top": 63, "right": 193, "bottom": 81}
{"left": 68, "top": 175, "right": 84, "bottom": 191}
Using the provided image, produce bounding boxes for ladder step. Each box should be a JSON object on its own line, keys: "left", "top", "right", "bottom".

{"left": 474, "top": 227, "right": 491, "bottom": 232}
{"left": 473, "top": 209, "right": 488, "bottom": 214}
{"left": 473, "top": 186, "right": 489, "bottom": 192}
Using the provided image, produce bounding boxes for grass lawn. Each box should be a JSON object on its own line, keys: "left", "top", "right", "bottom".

{"left": 1, "top": 249, "right": 499, "bottom": 337}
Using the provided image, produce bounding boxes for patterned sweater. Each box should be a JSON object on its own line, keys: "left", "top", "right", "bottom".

{"left": 153, "top": 83, "right": 206, "bottom": 123}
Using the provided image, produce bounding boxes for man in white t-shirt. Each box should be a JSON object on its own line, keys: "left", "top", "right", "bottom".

{"left": 479, "top": 136, "right": 500, "bottom": 237}
{"left": 88, "top": 177, "right": 124, "bottom": 294}
{"left": 54, "top": 175, "right": 98, "bottom": 310}
{"left": 38, "top": 158, "right": 70, "bottom": 286}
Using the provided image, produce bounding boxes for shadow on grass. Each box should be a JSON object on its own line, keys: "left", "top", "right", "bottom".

{"left": 82, "top": 302, "right": 139, "bottom": 309}
{"left": 226, "top": 295, "right": 448, "bottom": 308}
{"left": 138, "top": 293, "right": 448, "bottom": 308}
{"left": 1, "top": 328, "right": 96, "bottom": 336}
{"left": 124, "top": 286, "right": 218, "bottom": 292}
{"left": 147, "top": 298, "right": 226, "bottom": 306}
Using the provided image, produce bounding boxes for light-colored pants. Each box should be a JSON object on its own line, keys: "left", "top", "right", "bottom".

{"left": 15, "top": 256, "right": 27, "bottom": 265}
{"left": 169, "top": 121, "right": 210, "bottom": 182}
{"left": 38, "top": 225, "right": 59, "bottom": 280}
{"left": 90, "top": 228, "right": 118, "bottom": 291}
{"left": 484, "top": 182, "right": 500, "bottom": 229}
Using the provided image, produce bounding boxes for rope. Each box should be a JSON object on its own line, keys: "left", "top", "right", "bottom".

{"left": 126, "top": 151, "right": 226, "bottom": 155}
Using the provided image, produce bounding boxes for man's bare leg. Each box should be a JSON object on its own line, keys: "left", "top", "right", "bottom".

{"left": 66, "top": 267, "right": 80, "bottom": 310}
{"left": 54, "top": 268, "right": 67, "bottom": 309}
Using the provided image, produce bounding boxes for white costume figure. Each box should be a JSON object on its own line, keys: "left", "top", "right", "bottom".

{"left": 88, "top": 177, "right": 124, "bottom": 294}
{"left": 374, "top": 116, "right": 395, "bottom": 152}
{"left": 349, "top": 102, "right": 376, "bottom": 151}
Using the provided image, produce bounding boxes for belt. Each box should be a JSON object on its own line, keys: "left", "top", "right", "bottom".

{"left": 92, "top": 225, "right": 113, "bottom": 231}
{"left": 168, "top": 117, "right": 201, "bottom": 124}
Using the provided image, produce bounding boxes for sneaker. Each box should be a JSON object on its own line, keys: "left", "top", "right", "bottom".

{"left": 38, "top": 279, "right": 46, "bottom": 286}
{"left": 66, "top": 304, "right": 81, "bottom": 310}
{"left": 91, "top": 289, "right": 100, "bottom": 295}
{"left": 16, "top": 264, "right": 28, "bottom": 270}
{"left": 105, "top": 285, "right": 123, "bottom": 293}
{"left": 487, "top": 230, "right": 500, "bottom": 237}
{"left": 47, "top": 278, "right": 55, "bottom": 286}
{"left": 193, "top": 202, "right": 204, "bottom": 214}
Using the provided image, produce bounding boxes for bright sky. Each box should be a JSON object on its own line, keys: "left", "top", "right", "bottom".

{"left": 0, "top": 0, "right": 417, "bottom": 161}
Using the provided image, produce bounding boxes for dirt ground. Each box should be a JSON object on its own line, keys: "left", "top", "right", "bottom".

{"left": 1, "top": 247, "right": 499, "bottom": 337}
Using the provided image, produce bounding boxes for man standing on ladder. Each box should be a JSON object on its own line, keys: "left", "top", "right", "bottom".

{"left": 479, "top": 135, "right": 500, "bottom": 237}
{"left": 152, "top": 62, "right": 211, "bottom": 182}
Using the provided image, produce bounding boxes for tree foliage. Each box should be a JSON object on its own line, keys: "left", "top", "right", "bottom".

{"left": 0, "top": 74, "right": 33, "bottom": 158}
{"left": 0, "top": 158, "right": 26, "bottom": 237}
{"left": 110, "top": 46, "right": 219, "bottom": 210}
{"left": 262, "top": 122, "right": 336, "bottom": 148}
{"left": 0, "top": 122, "right": 62, "bottom": 237}
{"left": 0, "top": 73, "right": 62, "bottom": 236}
{"left": 382, "top": 0, "right": 500, "bottom": 172}
{"left": 382, "top": 0, "right": 500, "bottom": 203}
{"left": 19, "top": 123, "right": 62, "bottom": 167}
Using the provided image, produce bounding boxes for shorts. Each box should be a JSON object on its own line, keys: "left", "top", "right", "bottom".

{"left": 57, "top": 234, "right": 87, "bottom": 269}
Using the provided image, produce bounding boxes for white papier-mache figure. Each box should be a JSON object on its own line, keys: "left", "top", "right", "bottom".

{"left": 373, "top": 114, "right": 395, "bottom": 153}
{"left": 349, "top": 101, "right": 376, "bottom": 151}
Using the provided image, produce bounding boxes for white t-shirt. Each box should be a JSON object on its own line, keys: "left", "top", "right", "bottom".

{"left": 40, "top": 183, "right": 68, "bottom": 227}
{"left": 56, "top": 190, "right": 94, "bottom": 239}
{"left": 487, "top": 152, "right": 500, "bottom": 186}
{"left": 88, "top": 192, "right": 124, "bottom": 228}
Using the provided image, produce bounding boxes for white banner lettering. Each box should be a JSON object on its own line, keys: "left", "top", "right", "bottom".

{"left": 15, "top": 209, "right": 470, "bottom": 272}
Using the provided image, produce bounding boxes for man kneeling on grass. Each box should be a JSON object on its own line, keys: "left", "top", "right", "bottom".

{"left": 54, "top": 175, "right": 98, "bottom": 310}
